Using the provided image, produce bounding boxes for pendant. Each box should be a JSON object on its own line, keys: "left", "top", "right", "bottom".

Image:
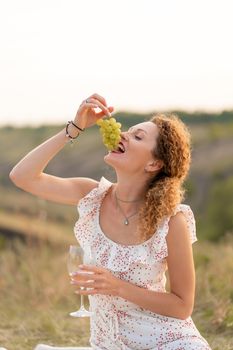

{"left": 124, "top": 218, "right": 129, "bottom": 225}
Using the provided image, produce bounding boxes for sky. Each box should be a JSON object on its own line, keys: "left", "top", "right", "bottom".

{"left": 0, "top": 0, "right": 232, "bottom": 126}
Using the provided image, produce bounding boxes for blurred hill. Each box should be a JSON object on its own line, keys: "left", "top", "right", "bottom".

{"left": 1, "top": 110, "right": 233, "bottom": 243}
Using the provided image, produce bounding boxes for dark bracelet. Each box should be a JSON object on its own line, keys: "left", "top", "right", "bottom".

{"left": 70, "top": 120, "right": 85, "bottom": 132}
{"left": 65, "top": 120, "right": 80, "bottom": 140}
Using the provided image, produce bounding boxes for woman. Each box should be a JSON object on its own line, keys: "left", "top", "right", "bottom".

{"left": 10, "top": 93, "right": 211, "bottom": 350}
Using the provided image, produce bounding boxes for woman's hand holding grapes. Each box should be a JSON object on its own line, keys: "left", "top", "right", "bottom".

{"left": 74, "top": 93, "right": 114, "bottom": 130}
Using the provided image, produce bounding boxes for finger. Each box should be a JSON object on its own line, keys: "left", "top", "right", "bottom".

{"left": 88, "top": 93, "right": 107, "bottom": 107}
{"left": 87, "top": 98, "right": 111, "bottom": 117}
{"left": 79, "top": 264, "right": 107, "bottom": 274}
{"left": 70, "top": 273, "right": 103, "bottom": 282}
{"left": 71, "top": 280, "right": 95, "bottom": 287}
{"left": 72, "top": 280, "right": 104, "bottom": 289}
{"left": 70, "top": 278, "right": 92, "bottom": 285}
{"left": 78, "top": 102, "right": 99, "bottom": 111}
{"left": 96, "top": 106, "right": 114, "bottom": 119}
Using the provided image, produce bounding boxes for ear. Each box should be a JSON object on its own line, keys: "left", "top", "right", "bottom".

{"left": 145, "top": 159, "right": 164, "bottom": 173}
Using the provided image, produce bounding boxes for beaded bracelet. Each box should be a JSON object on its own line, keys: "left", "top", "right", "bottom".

{"left": 65, "top": 120, "right": 85, "bottom": 144}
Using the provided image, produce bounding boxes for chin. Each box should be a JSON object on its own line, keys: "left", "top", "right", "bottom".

{"left": 104, "top": 153, "right": 135, "bottom": 178}
{"left": 104, "top": 151, "right": 125, "bottom": 169}
{"left": 104, "top": 152, "right": 115, "bottom": 166}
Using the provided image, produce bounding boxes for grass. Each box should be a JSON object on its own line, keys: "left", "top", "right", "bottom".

{"left": 0, "top": 236, "right": 233, "bottom": 350}
{"left": 0, "top": 210, "right": 73, "bottom": 246}
{"left": 0, "top": 241, "right": 89, "bottom": 349}
{"left": 193, "top": 237, "right": 233, "bottom": 349}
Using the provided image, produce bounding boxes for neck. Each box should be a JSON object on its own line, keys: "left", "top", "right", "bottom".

{"left": 115, "top": 190, "right": 142, "bottom": 203}
{"left": 111, "top": 174, "right": 147, "bottom": 214}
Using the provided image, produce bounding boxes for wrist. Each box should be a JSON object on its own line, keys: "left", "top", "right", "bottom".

{"left": 65, "top": 119, "right": 85, "bottom": 142}
{"left": 70, "top": 123, "right": 81, "bottom": 135}
{"left": 73, "top": 117, "right": 86, "bottom": 131}
{"left": 66, "top": 122, "right": 80, "bottom": 138}
{"left": 116, "top": 278, "right": 129, "bottom": 298}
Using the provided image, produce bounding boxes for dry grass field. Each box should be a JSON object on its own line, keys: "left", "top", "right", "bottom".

{"left": 0, "top": 225, "right": 233, "bottom": 350}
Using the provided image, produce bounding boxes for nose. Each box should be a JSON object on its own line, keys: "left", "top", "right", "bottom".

{"left": 120, "top": 131, "right": 129, "bottom": 141}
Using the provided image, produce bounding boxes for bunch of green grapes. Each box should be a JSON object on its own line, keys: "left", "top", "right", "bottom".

{"left": 96, "top": 117, "right": 122, "bottom": 151}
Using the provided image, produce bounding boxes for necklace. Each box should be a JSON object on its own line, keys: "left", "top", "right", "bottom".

{"left": 114, "top": 191, "right": 139, "bottom": 225}
{"left": 115, "top": 191, "right": 142, "bottom": 203}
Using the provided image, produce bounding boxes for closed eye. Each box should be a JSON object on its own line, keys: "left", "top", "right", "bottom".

{"left": 128, "top": 127, "right": 147, "bottom": 140}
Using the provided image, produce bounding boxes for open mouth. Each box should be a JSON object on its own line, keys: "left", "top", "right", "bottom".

{"left": 112, "top": 141, "right": 126, "bottom": 154}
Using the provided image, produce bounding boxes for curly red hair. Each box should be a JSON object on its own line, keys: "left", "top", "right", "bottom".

{"left": 139, "top": 113, "right": 192, "bottom": 240}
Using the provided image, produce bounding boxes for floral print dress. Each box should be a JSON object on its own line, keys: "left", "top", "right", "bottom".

{"left": 74, "top": 176, "right": 212, "bottom": 350}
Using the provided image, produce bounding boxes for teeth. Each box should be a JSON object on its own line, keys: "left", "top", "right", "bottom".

{"left": 118, "top": 143, "right": 125, "bottom": 152}
{"left": 111, "top": 142, "right": 125, "bottom": 153}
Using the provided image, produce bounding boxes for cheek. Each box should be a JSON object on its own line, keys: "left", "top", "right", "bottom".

{"left": 129, "top": 145, "right": 151, "bottom": 164}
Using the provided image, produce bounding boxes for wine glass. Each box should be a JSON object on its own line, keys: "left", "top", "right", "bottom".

{"left": 67, "top": 245, "right": 94, "bottom": 317}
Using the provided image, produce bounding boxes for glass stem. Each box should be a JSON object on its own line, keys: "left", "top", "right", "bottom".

{"left": 80, "top": 287, "right": 86, "bottom": 309}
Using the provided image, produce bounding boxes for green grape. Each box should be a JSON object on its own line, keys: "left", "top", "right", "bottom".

{"left": 107, "top": 126, "right": 112, "bottom": 132}
{"left": 109, "top": 118, "right": 116, "bottom": 125}
{"left": 96, "top": 116, "right": 122, "bottom": 150}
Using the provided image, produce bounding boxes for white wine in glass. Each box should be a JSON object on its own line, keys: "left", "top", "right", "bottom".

{"left": 67, "top": 245, "right": 94, "bottom": 317}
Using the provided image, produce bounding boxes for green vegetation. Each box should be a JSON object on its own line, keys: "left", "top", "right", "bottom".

{"left": 199, "top": 177, "right": 233, "bottom": 241}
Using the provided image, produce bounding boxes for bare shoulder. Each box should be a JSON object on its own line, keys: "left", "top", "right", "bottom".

{"left": 169, "top": 210, "right": 188, "bottom": 227}
{"left": 166, "top": 211, "right": 191, "bottom": 247}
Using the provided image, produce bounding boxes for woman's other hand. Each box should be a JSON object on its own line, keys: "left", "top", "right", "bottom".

{"left": 74, "top": 93, "right": 114, "bottom": 130}
{"left": 70, "top": 264, "right": 122, "bottom": 296}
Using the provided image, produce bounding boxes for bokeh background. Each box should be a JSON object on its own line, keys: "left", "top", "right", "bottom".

{"left": 0, "top": 1, "right": 233, "bottom": 349}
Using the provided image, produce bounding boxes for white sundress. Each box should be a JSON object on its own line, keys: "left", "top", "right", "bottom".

{"left": 74, "top": 176, "right": 212, "bottom": 350}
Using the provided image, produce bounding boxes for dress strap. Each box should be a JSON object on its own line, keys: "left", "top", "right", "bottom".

{"left": 97, "top": 176, "right": 113, "bottom": 194}
{"left": 76, "top": 176, "right": 113, "bottom": 215}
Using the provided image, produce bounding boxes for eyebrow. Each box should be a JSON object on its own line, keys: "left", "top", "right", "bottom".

{"left": 128, "top": 127, "right": 148, "bottom": 134}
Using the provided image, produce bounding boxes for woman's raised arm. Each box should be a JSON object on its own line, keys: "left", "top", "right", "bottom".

{"left": 9, "top": 93, "right": 113, "bottom": 205}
